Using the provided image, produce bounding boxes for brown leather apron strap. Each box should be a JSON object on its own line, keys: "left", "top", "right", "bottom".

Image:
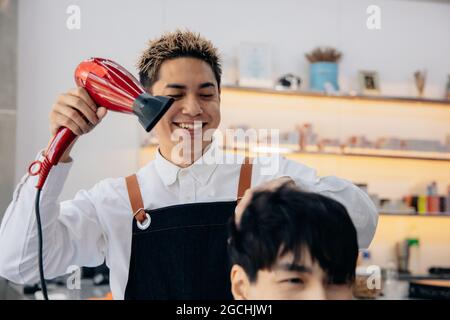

{"left": 125, "top": 174, "right": 146, "bottom": 223}
{"left": 237, "top": 157, "right": 253, "bottom": 203}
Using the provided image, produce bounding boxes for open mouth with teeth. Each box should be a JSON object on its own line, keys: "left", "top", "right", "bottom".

{"left": 172, "top": 121, "right": 207, "bottom": 137}
{"left": 173, "top": 122, "right": 205, "bottom": 129}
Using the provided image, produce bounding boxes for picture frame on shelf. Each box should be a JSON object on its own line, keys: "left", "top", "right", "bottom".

{"left": 238, "top": 42, "right": 273, "bottom": 88}
{"left": 358, "top": 70, "right": 380, "bottom": 95}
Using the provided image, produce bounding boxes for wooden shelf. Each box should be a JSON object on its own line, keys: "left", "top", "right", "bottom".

{"left": 222, "top": 85, "right": 450, "bottom": 107}
{"left": 380, "top": 212, "right": 450, "bottom": 217}
{"left": 284, "top": 149, "right": 450, "bottom": 162}
{"left": 140, "top": 144, "right": 450, "bottom": 163}
{"left": 223, "top": 143, "right": 450, "bottom": 162}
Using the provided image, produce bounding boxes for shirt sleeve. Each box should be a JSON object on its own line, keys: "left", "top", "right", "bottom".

{"left": 253, "top": 155, "right": 379, "bottom": 249}
{"left": 0, "top": 150, "right": 107, "bottom": 284}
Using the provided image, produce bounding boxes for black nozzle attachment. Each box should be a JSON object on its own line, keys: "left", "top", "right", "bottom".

{"left": 132, "top": 93, "right": 174, "bottom": 132}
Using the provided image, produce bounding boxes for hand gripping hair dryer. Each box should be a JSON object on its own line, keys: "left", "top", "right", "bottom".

{"left": 27, "top": 58, "right": 174, "bottom": 299}
{"left": 28, "top": 57, "right": 173, "bottom": 189}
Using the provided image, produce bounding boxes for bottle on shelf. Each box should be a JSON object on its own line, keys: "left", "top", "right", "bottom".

{"left": 383, "top": 261, "right": 401, "bottom": 299}
{"left": 358, "top": 250, "right": 372, "bottom": 269}
{"left": 406, "top": 224, "right": 421, "bottom": 275}
{"left": 353, "top": 250, "right": 382, "bottom": 299}
{"left": 417, "top": 195, "right": 427, "bottom": 215}
{"left": 446, "top": 185, "right": 450, "bottom": 213}
{"left": 426, "top": 181, "right": 440, "bottom": 214}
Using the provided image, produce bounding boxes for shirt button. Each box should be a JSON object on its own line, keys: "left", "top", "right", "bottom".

{"left": 179, "top": 171, "right": 187, "bottom": 178}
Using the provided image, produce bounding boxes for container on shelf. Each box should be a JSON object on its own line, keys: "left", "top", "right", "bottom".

{"left": 309, "top": 62, "right": 339, "bottom": 92}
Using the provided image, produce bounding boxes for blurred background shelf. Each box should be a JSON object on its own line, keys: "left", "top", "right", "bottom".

{"left": 225, "top": 143, "right": 450, "bottom": 162}
{"left": 222, "top": 85, "right": 450, "bottom": 107}
{"left": 380, "top": 212, "right": 450, "bottom": 217}
{"left": 282, "top": 151, "right": 450, "bottom": 162}
{"left": 217, "top": 86, "right": 450, "bottom": 203}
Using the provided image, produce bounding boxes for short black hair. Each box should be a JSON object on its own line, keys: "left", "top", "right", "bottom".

{"left": 228, "top": 185, "right": 358, "bottom": 284}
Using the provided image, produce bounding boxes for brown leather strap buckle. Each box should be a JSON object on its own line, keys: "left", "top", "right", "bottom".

{"left": 125, "top": 175, "right": 147, "bottom": 224}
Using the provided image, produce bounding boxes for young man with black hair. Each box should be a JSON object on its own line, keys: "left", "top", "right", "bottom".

{"left": 229, "top": 183, "right": 358, "bottom": 300}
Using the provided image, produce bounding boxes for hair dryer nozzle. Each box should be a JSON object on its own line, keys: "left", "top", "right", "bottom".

{"left": 132, "top": 93, "right": 174, "bottom": 132}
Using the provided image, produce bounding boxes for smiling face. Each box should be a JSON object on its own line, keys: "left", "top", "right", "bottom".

{"left": 149, "top": 57, "right": 221, "bottom": 166}
{"left": 231, "top": 250, "right": 354, "bottom": 300}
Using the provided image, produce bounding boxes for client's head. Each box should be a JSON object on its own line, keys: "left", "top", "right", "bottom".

{"left": 228, "top": 185, "right": 358, "bottom": 300}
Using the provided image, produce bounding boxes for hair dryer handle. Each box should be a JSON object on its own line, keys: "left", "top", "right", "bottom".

{"left": 29, "top": 127, "right": 77, "bottom": 189}
{"left": 45, "top": 127, "right": 77, "bottom": 163}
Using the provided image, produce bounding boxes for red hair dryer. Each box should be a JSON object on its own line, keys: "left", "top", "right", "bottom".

{"left": 28, "top": 57, "right": 174, "bottom": 189}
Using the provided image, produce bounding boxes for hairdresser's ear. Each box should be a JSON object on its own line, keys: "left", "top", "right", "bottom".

{"left": 230, "top": 265, "right": 250, "bottom": 300}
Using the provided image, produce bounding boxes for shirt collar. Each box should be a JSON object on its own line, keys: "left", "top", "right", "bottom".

{"left": 154, "top": 141, "right": 220, "bottom": 187}
{"left": 154, "top": 148, "right": 180, "bottom": 186}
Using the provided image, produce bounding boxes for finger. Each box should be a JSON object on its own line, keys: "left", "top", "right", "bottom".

{"left": 96, "top": 107, "right": 108, "bottom": 120}
{"left": 276, "top": 176, "right": 296, "bottom": 188}
{"left": 281, "top": 178, "right": 296, "bottom": 189}
{"left": 257, "top": 176, "right": 295, "bottom": 192}
{"left": 69, "top": 87, "right": 97, "bottom": 112}
{"left": 52, "top": 112, "right": 85, "bottom": 136}
{"left": 49, "top": 112, "right": 57, "bottom": 135}
{"left": 59, "top": 94, "right": 99, "bottom": 125}
{"left": 54, "top": 103, "right": 92, "bottom": 134}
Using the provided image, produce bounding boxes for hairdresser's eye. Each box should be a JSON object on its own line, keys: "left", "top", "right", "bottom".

{"left": 200, "top": 94, "right": 214, "bottom": 98}
{"left": 168, "top": 94, "right": 183, "bottom": 100}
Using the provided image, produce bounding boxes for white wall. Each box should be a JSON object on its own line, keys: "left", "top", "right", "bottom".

{"left": 16, "top": 0, "right": 450, "bottom": 202}
{"left": 0, "top": 0, "right": 17, "bottom": 217}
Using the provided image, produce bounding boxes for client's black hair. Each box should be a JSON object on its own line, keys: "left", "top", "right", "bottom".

{"left": 228, "top": 185, "right": 358, "bottom": 284}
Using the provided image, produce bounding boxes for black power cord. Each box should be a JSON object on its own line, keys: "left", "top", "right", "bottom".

{"left": 34, "top": 188, "right": 49, "bottom": 300}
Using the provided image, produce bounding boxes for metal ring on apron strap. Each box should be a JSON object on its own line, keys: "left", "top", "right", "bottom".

{"left": 136, "top": 213, "right": 151, "bottom": 230}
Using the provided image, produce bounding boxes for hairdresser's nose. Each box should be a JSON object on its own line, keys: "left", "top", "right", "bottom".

{"left": 182, "top": 95, "right": 203, "bottom": 117}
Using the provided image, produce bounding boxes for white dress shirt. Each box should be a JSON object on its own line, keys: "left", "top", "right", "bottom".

{"left": 0, "top": 144, "right": 378, "bottom": 299}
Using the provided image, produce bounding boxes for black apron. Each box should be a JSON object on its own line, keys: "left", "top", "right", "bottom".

{"left": 123, "top": 159, "right": 252, "bottom": 300}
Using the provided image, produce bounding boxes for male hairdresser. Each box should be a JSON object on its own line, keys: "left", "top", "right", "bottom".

{"left": 0, "top": 30, "right": 378, "bottom": 299}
